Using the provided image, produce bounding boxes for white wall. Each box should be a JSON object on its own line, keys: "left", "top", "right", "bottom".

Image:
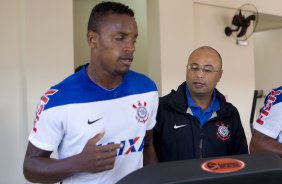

{"left": 147, "top": 0, "right": 162, "bottom": 92}
{"left": 0, "top": 0, "right": 73, "bottom": 183}
{"left": 254, "top": 28, "right": 282, "bottom": 119}
{"left": 156, "top": 0, "right": 195, "bottom": 95}
{"left": 25, "top": 0, "right": 74, "bottom": 132}
{"left": 0, "top": 0, "right": 27, "bottom": 183}
{"left": 254, "top": 29, "right": 282, "bottom": 95}
{"left": 73, "top": 0, "right": 94, "bottom": 69}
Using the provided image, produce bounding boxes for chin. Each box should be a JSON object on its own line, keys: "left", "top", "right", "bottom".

{"left": 192, "top": 89, "right": 208, "bottom": 96}
{"left": 117, "top": 69, "right": 130, "bottom": 76}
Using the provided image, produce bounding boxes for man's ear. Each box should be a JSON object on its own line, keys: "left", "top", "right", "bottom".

{"left": 87, "top": 31, "right": 98, "bottom": 48}
{"left": 217, "top": 70, "right": 223, "bottom": 82}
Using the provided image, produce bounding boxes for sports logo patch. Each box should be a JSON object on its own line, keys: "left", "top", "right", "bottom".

{"left": 216, "top": 122, "right": 230, "bottom": 141}
{"left": 132, "top": 101, "right": 149, "bottom": 123}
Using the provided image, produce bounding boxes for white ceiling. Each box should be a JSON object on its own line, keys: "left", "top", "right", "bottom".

{"left": 255, "top": 13, "right": 282, "bottom": 32}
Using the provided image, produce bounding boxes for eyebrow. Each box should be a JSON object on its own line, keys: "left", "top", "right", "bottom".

{"left": 190, "top": 63, "right": 214, "bottom": 68}
{"left": 115, "top": 31, "right": 138, "bottom": 37}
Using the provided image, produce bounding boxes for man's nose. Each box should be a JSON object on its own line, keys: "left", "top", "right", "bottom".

{"left": 195, "top": 68, "right": 205, "bottom": 77}
{"left": 124, "top": 41, "right": 135, "bottom": 53}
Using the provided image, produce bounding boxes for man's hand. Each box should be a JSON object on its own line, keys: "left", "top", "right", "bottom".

{"left": 78, "top": 130, "right": 121, "bottom": 173}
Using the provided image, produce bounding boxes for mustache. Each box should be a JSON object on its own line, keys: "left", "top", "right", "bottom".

{"left": 119, "top": 54, "right": 134, "bottom": 60}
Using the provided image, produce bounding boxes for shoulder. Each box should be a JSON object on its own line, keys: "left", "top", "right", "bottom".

{"left": 274, "top": 86, "right": 282, "bottom": 91}
{"left": 124, "top": 70, "right": 158, "bottom": 92}
{"left": 260, "top": 87, "right": 282, "bottom": 116}
{"left": 215, "top": 89, "right": 239, "bottom": 114}
{"left": 52, "top": 71, "right": 86, "bottom": 94}
{"left": 127, "top": 70, "right": 156, "bottom": 85}
{"left": 55, "top": 65, "right": 90, "bottom": 88}
{"left": 159, "top": 90, "right": 176, "bottom": 104}
{"left": 159, "top": 82, "right": 186, "bottom": 107}
{"left": 42, "top": 71, "right": 88, "bottom": 110}
{"left": 266, "top": 87, "right": 282, "bottom": 105}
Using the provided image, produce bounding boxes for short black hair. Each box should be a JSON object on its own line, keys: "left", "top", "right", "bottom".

{"left": 87, "top": 1, "right": 135, "bottom": 32}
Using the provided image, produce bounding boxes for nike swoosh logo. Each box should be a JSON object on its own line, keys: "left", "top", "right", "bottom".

{"left": 88, "top": 118, "right": 102, "bottom": 125}
{"left": 174, "top": 124, "right": 187, "bottom": 129}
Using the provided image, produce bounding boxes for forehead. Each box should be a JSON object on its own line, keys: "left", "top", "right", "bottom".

{"left": 188, "top": 48, "right": 221, "bottom": 67}
{"left": 99, "top": 14, "right": 138, "bottom": 35}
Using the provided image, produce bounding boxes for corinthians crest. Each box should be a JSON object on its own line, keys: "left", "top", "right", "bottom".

{"left": 132, "top": 101, "right": 149, "bottom": 123}
{"left": 215, "top": 122, "right": 230, "bottom": 141}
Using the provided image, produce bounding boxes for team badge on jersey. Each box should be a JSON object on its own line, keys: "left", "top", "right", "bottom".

{"left": 132, "top": 101, "right": 149, "bottom": 123}
{"left": 215, "top": 122, "right": 230, "bottom": 141}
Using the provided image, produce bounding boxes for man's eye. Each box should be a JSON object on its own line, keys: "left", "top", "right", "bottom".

{"left": 203, "top": 68, "right": 213, "bottom": 73}
{"left": 191, "top": 66, "right": 199, "bottom": 71}
{"left": 114, "top": 36, "right": 123, "bottom": 41}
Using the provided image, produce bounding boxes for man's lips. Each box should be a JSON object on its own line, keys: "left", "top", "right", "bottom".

{"left": 120, "top": 58, "right": 133, "bottom": 62}
{"left": 119, "top": 56, "right": 133, "bottom": 65}
{"left": 193, "top": 81, "right": 205, "bottom": 88}
{"left": 120, "top": 56, "right": 133, "bottom": 60}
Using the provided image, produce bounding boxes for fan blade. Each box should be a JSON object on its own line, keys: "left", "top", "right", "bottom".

{"left": 238, "top": 9, "right": 242, "bottom": 18}
{"left": 232, "top": 15, "right": 240, "bottom": 26}
{"left": 246, "top": 14, "right": 256, "bottom": 22}
{"left": 237, "top": 26, "right": 248, "bottom": 37}
{"left": 232, "top": 9, "right": 246, "bottom": 27}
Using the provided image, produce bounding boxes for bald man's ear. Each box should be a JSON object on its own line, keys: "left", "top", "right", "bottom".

{"left": 87, "top": 30, "right": 98, "bottom": 48}
{"left": 217, "top": 70, "right": 223, "bottom": 82}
